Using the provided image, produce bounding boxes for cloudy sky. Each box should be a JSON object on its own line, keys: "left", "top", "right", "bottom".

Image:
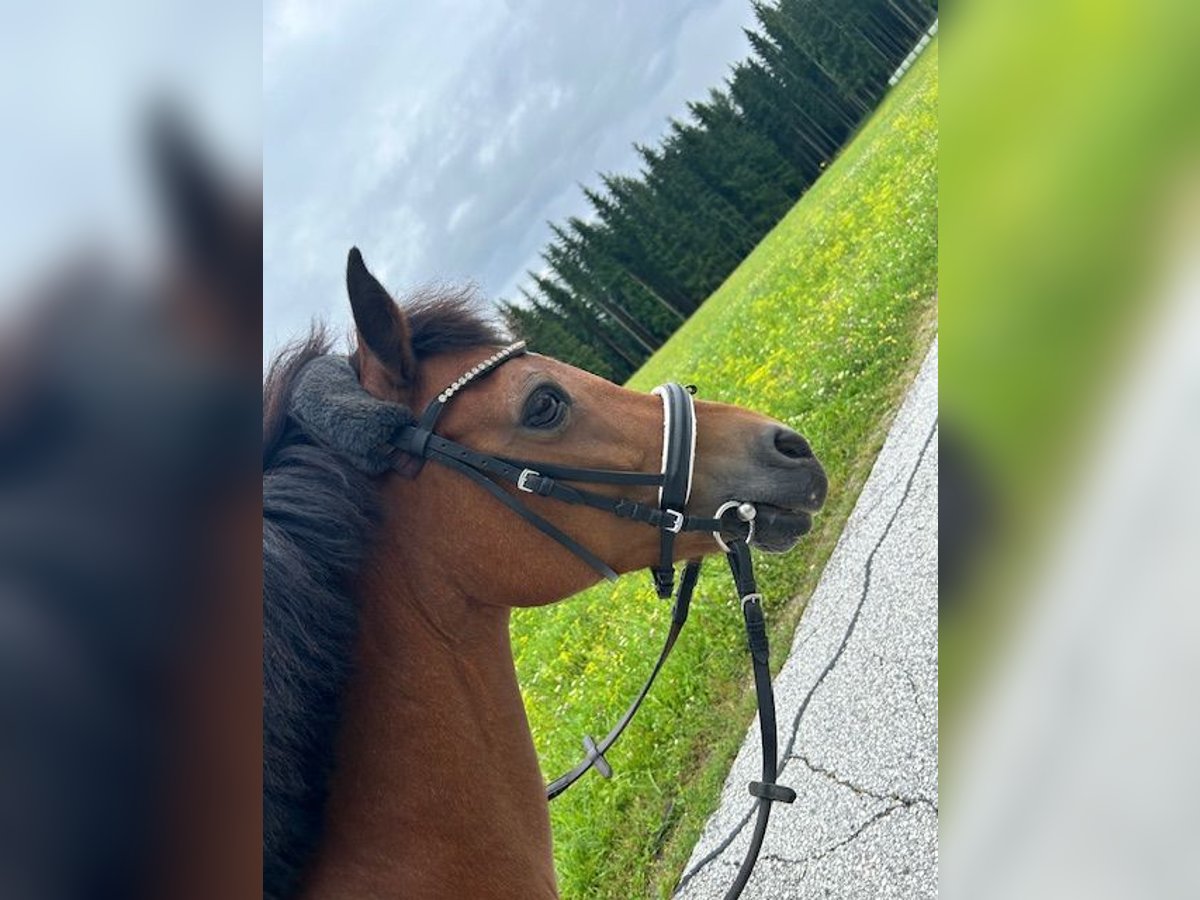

{"left": 0, "top": 1, "right": 259, "bottom": 309}
{"left": 264, "top": 0, "right": 757, "bottom": 353}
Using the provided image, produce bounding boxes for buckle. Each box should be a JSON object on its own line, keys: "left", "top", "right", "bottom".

{"left": 662, "top": 509, "right": 684, "bottom": 533}
{"left": 517, "top": 468, "right": 541, "bottom": 493}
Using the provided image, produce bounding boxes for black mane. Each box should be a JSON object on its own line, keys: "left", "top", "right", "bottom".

{"left": 262, "top": 288, "right": 506, "bottom": 899}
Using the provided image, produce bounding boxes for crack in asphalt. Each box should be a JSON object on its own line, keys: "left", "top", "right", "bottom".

{"left": 759, "top": 799, "right": 931, "bottom": 871}
{"left": 674, "top": 418, "right": 938, "bottom": 894}
{"left": 900, "top": 659, "right": 934, "bottom": 731}
{"left": 788, "top": 751, "right": 938, "bottom": 813}
{"left": 689, "top": 799, "right": 938, "bottom": 882}
{"left": 865, "top": 648, "right": 936, "bottom": 734}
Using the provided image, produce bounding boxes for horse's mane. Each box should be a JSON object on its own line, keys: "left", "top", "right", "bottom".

{"left": 1, "top": 262, "right": 254, "bottom": 899}
{"left": 262, "top": 288, "right": 506, "bottom": 900}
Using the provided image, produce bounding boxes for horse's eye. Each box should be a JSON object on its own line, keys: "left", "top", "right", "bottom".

{"left": 522, "top": 386, "right": 569, "bottom": 429}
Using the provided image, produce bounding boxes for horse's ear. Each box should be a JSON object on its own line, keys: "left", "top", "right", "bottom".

{"left": 346, "top": 247, "right": 417, "bottom": 386}
{"left": 148, "top": 104, "right": 262, "bottom": 359}
{"left": 149, "top": 106, "right": 223, "bottom": 258}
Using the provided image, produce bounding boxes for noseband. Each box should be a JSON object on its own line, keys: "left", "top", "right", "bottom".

{"left": 291, "top": 341, "right": 794, "bottom": 899}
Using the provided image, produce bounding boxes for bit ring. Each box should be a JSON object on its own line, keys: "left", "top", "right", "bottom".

{"left": 713, "top": 500, "right": 755, "bottom": 553}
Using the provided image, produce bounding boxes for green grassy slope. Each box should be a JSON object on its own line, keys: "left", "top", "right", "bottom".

{"left": 938, "top": 0, "right": 1200, "bottom": 727}
{"left": 512, "top": 42, "right": 938, "bottom": 898}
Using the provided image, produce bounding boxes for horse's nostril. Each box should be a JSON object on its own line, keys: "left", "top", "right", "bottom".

{"left": 772, "top": 427, "right": 813, "bottom": 462}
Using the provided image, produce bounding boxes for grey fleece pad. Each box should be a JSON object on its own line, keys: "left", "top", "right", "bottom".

{"left": 289, "top": 355, "right": 412, "bottom": 475}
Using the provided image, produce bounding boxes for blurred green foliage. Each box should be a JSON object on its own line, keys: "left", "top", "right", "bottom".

{"left": 940, "top": 0, "right": 1200, "bottom": 722}
{"left": 512, "top": 42, "right": 938, "bottom": 898}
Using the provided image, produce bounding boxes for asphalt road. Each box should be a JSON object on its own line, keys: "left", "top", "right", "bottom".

{"left": 675, "top": 339, "right": 938, "bottom": 899}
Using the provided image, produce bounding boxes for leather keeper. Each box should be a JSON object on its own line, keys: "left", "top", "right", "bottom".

{"left": 749, "top": 781, "right": 796, "bottom": 803}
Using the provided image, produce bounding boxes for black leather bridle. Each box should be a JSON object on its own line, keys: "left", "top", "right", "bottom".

{"left": 294, "top": 340, "right": 796, "bottom": 899}
{"left": 386, "top": 341, "right": 722, "bottom": 593}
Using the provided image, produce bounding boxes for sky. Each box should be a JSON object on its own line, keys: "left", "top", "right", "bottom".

{"left": 0, "top": 1, "right": 260, "bottom": 312}
{"left": 264, "top": 0, "right": 758, "bottom": 354}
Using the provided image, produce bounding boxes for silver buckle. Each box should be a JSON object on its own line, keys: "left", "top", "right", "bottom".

{"left": 663, "top": 509, "right": 684, "bottom": 533}
{"left": 517, "top": 468, "right": 540, "bottom": 493}
{"left": 741, "top": 592, "right": 763, "bottom": 610}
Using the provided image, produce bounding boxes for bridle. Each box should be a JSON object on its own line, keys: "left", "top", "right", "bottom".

{"left": 292, "top": 341, "right": 796, "bottom": 899}
{"left": 385, "top": 341, "right": 721, "bottom": 595}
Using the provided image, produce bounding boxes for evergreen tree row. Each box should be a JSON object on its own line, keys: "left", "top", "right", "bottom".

{"left": 499, "top": 0, "right": 937, "bottom": 381}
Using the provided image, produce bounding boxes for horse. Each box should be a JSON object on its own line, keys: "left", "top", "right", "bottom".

{"left": 0, "top": 111, "right": 260, "bottom": 900}
{"left": 262, "top": 249, "right": 827, "bottom": 899}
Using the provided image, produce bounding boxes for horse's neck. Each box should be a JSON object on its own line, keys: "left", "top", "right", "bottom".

{"left": 300, "top": 565, "right": 558, "bottom": 900}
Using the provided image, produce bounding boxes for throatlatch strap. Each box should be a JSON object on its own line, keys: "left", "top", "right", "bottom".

{"left": 497, "top": 458, "right": 664, "bottom": 487}
{"left": 545, "top": 559, "right": 702, "bottom": 799}
{"left": 429, "top": 449, "right": 620, "bottom": 582}
{"left": 395, "top": 431, "right": 724, "bottom": 536}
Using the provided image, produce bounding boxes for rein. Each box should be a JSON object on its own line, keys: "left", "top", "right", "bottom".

{"left": 291, "top": 341, "right": 795, "bottom": 899}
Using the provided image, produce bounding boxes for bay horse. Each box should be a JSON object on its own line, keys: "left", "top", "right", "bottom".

{"left": 263, "top": 249, "right": 827, "bottom": 899}
{"left": 0, "top": 111, "right": 260, "bottom": 899}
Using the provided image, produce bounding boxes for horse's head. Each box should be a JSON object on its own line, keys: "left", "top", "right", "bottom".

{"left": 344, "top": 249, "right": 826, "bottom": 605}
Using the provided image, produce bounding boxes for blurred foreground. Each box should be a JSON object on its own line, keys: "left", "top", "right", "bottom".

{"left": 941, "top": 0, "right": 1200, "bottom": 896}
{"left": 0, "top": 4, "right": 259, "bottom": 898}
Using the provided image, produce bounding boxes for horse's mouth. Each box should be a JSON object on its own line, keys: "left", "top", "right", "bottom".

{"left": 716, "top": 502, "right": 815, "bottom": 554}
{"left": 750, "top": 503, "right": 814, "bottom": 553}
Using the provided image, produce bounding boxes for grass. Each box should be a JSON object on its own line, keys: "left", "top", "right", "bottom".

{"left": 511, "top": 41, "right": 938, "bottom": 898}
{"left": 938, "top": 0, "right": 1200, "bottom": 731}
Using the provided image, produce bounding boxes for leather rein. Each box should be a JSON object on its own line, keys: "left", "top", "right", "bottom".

{"left": 321, "top": 340, "right": 795, "bottom": 899}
